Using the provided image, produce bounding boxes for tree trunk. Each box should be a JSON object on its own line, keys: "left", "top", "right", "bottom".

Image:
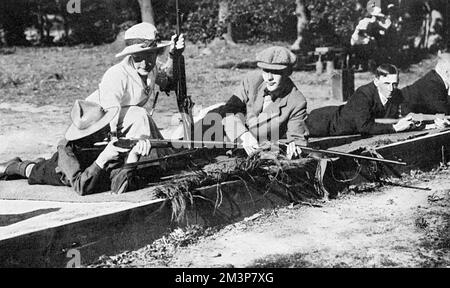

{"left": 137, "top": 0, "right": 155, "bottom": 25}
{"left": 218, "top": 0, "right": 236, "bottom": 45}
{"left": 57, "top": 0, "right": 70, "bottom": 41}
{"left": 1, "top": 0, "right": 28, "bottom": 46}
{"left": 36, "top": 4, "right": 45, "bottom": 44}
{"left": 447, "top": 0, "right": 450, "bottom": 50}
{"left": 290, "top": 0, "right": 309, "bottom": 51}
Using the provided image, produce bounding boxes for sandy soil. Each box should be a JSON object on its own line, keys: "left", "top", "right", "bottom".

{"left": 1, "top": 42, "right": 448, "bottom": 268}
{"left": 88, "top": 168, "right": 448, "bottom": 268}
{"left": 168, "top": 173, "right": 450, "bottom": 268}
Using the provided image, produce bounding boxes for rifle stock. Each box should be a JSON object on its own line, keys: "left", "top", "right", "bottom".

{"left": 374, "top": 118, "right": 399, "bottom": 124}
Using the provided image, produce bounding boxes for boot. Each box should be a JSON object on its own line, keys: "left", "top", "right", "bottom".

{"left": 0, "top": 157, "right": 22, "bottom": 180}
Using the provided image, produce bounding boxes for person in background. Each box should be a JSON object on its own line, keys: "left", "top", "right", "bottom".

{"left": 350, "top": 6, "right": 392, "bottom": 71}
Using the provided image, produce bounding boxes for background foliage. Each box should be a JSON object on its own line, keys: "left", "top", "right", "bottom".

{"left": 0, "top": 0, "right": 447, "bottom": 49}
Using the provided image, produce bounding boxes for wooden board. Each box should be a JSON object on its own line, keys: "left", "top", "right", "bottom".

{"left": 0, "top": 180, "right": 290, "bottom": 267}
{"left": 329, "top": 129, "right": 450, "bottom": 185}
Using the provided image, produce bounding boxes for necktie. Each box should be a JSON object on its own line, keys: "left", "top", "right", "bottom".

{"left": 262, "top": 89, "right": 273, "bottom": 111}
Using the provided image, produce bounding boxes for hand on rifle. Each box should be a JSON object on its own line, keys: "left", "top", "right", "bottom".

{"left": 239, "top": 131, "right": 259, "bottom": 156}
{"left": 126, "top": 139, "right": 152, "bottom": 164}
{"left": 96, "top": 139, "right": 130, "bottom": 169}
{"left": 286, "top": 142, "right": 302, "bottom": 160}
{"left": 434, "top": 117, "right": 450, "bottom": 129}
{"left": 393, "top": 114, "right": 415, "bottom": 132}
{"left": 170, "top": 33, "right": 185, "bottom": 54}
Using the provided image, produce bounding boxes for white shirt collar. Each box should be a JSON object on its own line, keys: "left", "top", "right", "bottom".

{"left": 435, "top": 68, "right": 450, "bottom": 96}
{"left": 378, "top": 89, "right": 389, "bottom": 106}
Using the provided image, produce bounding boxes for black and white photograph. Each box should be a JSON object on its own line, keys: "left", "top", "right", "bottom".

{"left": 0, "top": 0, "right": 449, "bottom": 273}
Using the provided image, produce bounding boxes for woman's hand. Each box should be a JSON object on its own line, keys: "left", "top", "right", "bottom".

{"left": 170, "top": 33, "right": 185, "bottom": 54}
{"left": 126, "top": 139, "right": 152, "bottom": 164}
{"left": 96, "top": 140, "right": 130, "bottom": 169}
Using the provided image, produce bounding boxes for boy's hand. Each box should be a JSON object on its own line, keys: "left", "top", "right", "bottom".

{"left": 239, "top": 131, "right": 259, "bottom": 156}
{"left": 393, "top": 115, "right": 414, "bottom": 132}
{"left": 434, "top": 117, "right": 450, "bottom": 129}
{"left": 286, "top": 142, "right": 302, "bottom": 160}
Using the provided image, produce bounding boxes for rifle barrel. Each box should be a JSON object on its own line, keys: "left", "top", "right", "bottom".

{"left": 175, "top": 0, "right": 181, "bottom": 35}
{"left": 299, "top": 146, "right": 406, "bottom": 166}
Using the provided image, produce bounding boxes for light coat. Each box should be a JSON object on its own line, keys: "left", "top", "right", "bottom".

{"left": 85, "top": 55, "right": 172, "bottom": 130}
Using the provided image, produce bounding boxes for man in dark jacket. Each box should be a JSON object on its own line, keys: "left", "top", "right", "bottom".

{"left": 0, "top": 100, "right": 153, "bottom": 195}
{"left": 306, "top": 64, "right": 416, "bottom": 137}
{"left": 401, "top": 52, "right": 450, "bottom": 115}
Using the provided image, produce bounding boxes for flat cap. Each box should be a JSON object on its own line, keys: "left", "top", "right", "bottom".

{"left": 256, "top": 46, "right": 297, "bottom": 70}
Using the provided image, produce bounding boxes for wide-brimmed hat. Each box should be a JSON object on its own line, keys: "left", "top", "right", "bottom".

{"left": 115, "top": 22, "right": 171, "bottom": 58}
{"left": 256, "top": 46, "right": 297, "bottom": 71}
{"left": 65, "top": 100, "right": 118, "bottom": 141}
{"left": 370, "top": 6, "right": 385, "bottom": 17}
{"left": 366, "top": 0, "right": 376, "bottom": 12}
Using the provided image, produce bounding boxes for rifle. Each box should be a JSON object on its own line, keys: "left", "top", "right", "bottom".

{"left": 375, "top": 113, "right": 450, "bottom": 125}
{"left": 102, "top": 138, "right": 406, "bottom": 166}
{"left": 92, "top": 138, "right": 243, "bottom": 150}
{"left": 83, "top": 139, "right": 242, "bottom": 169}
{"left": 173, "top": 0, "right": 194, "bottom": 147}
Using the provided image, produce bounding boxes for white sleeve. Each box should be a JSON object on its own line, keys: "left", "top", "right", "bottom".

{"left": 98, "top": 67, "right": 125, "bottom": 109}
{"left": 97, "top": 67, "right": 125, "bottom": 133}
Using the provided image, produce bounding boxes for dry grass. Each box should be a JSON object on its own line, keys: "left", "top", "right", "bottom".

{"left": 1, "top": 40, "right": 438, "bottom": 111}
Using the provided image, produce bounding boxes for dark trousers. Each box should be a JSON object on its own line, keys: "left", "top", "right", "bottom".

{"left": 28, "top": 152, "right": 67, "bottom": 186}
{"left": 306, "top": 106, "right": 338, "bottom": 137}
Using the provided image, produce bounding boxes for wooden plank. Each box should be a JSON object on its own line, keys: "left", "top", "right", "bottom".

{"left": 0, "top": 199, "right": 169, "bottom": 267}
{"left": 329, "top": 130, "right": 450, "bottom": 185}
{"left": 0, "top": 179, "right": 291, "bottom": 267}
{"left": 375, "top": 129, "right": 450, "bottom": 174}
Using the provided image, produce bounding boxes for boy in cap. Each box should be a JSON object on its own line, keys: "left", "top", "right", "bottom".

{"left": 306, "top": 64, "right": 417, "bottom": 137}
{"left": 192, "top": 46, "right": 309, "bottom": 159}
{"left": 85, "top": 22, "right": 185, "bottom": 150}
{"left": 0, "top": 100, "right": 152, "bottom": 195}
{"left": 401, "top": 52, "right": 450, "bottom": 115}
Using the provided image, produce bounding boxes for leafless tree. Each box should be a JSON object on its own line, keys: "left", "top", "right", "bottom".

{"left": 218, "top": 0, "right": 236, "bottom": 45}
